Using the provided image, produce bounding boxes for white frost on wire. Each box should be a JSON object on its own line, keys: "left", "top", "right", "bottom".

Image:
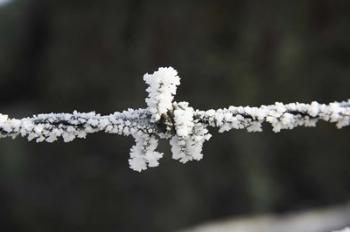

{"left": 196, "top": 101, "right": 350, "bottom": 134}
{"left": 0, "top": 109, "right": 157, "bottom": 143}
{"left": 0, "top": 67, "right": 349, "bottom": 172}
{"left": 129, "top": 133, "right": 163, "bottom": 172}
{"left": 170, "top": 123, "right": 211, "bottom": 163}
{"left": 173, "top": 102, "right": 195, "bottom": 137}
{"left": 144, "top": 67, "right": 180, "bottom": 122}
{"left": 170, "top": 102, "right": 211, "bottom": 163}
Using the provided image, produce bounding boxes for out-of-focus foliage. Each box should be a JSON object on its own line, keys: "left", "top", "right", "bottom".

{"left": 0, "top": 0, "right": 350, "bottom": 231}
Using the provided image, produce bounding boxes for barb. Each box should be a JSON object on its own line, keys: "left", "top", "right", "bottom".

{"left": 0, "top": 67, "right": 349, "bottom": 171}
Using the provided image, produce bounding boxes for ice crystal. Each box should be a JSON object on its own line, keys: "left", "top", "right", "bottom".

{"left": 129, "top": 133, "right": 163, "bottom": 172}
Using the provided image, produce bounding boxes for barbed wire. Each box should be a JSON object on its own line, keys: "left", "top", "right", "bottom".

{"left": 0, "top": 67, "right": 349, "bottom": 171}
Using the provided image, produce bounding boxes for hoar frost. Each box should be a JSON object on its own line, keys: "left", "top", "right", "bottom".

{"left": 0, "top": 67, "right": 349, "bottom": 172}
{"left": 129, "top": 133, "right": 163, "bottom": 172}
{"left": 170, "top": 102, "right": 211, "bottom": 163}
{"left": 144, "top": 67, "right": 180, "bottom": 122}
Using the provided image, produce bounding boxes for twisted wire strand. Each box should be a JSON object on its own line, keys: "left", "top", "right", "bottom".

{"left": 1, "top": 67, "right": 349, "bottom": 171}
{"left": 0, "top": 101, "right": 349, "bottom": 143}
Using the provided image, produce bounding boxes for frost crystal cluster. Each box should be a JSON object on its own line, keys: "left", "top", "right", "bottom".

{"left": 170, "top": 102, "right": 211, "bottom": 163}
{"left": 0, "top": 67, "right": 349, "bottom": 172}
{"left": 128, "top": 67, "right": 211, "bottom": 170}
{"left": 143, "top": 67, "right": 180, "bottom": 122}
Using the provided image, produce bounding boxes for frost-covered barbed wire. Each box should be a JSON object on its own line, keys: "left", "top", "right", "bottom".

{"left": 0, "top": 67, "right": 349, "bottom": 172}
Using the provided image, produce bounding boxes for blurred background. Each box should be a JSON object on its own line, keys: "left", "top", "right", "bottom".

{"left": 0, "top": 0, "right": 350, "bottom": 231}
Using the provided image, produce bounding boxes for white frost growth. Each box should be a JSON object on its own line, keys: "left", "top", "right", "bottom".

{"left": 170, "top": 122, "right": 211, "bottom": 163}
{"left": 0, "top": 109, "right": 155, "bottom": 145}
{"left": 0, "top": 67, "right": 349, "bottom": 172}
{"left": 0, "top": 114, "right": 8, "bottom": 123}
{"left": 197, "top": 100, "right": 350, "bottom": 134}
{"left": 173, "top": 102, "right": 194, "bottom": 137}
{"left": 141, "top": 67, "right": 214, "bottom": 169}
{"left": 129, "top": 133, "right": 163, "bottom": 172}
{"left": 144, "top": 67, "right": 180, "bottom": 122}
{"left": 170, "top": 101, "right": 212, "bottom": 164}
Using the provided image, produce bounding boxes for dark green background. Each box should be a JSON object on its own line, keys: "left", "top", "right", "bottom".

{"left": 0, "top": 0, "right": 349, "bottom": 231}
